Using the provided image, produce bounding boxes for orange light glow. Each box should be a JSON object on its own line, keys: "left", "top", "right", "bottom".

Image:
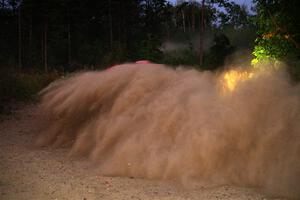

{"left": 221, "top": 70, "right": 254, "bottom": 92}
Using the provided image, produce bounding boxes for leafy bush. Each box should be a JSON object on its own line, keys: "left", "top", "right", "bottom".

{"left": 202, "top": 33, "right": 235, "bottom": 70}
{"left": 133, "top": 38, "right": 163, "bottom": 63}
{"left": 286, "top": 60, "right": 300, "bottom": 81}
{"left": 162, "top": 50, "right": 198, "bottom": 67}
{"left": 0, "top": 68, "right": 59, "bottom": 113}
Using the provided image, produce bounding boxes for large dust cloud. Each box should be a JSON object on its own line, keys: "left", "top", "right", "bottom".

{"left": 36, "top": 63, "right": 300, "bottom": 198}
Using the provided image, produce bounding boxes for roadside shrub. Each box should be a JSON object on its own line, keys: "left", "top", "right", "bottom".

{"left": 0, "top": 68, "right": 59, "bottom": 113}
{"left": 162, "top": 50, "right": 198, "bottom": 67}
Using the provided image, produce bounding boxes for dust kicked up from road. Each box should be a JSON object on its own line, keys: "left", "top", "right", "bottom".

{"left": 36, "top": 63, "right": 300, "bottom": 198}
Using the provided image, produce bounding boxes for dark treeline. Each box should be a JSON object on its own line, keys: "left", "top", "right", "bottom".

{"left": 0, "top": 0, "right": 256, "bottom": 71}
{"left": 2, "top": 0, "right": 169, "bottom": 70}
{"left": 1, "top": 0, "right": 300, "bottom": 111}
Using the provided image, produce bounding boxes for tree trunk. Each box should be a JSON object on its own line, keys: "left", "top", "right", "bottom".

{"left": 174, "top": 9, "right": 177, "bottom": 28}
{"left": 29, "top": 8, "right": 33, "bottom": 66}
{"left": 122, "top": 2, "right": 127, "bottom": 52}
{"left": 44, "top": 22, "right": 48, "bottom": 72}
{"left": 192, "top": 5, "right": 195, "bottom": 32}
{"left": 109, "top": 0, "right": 113, "bottom": 51}
{"left": 118, "top": 1, "right": 121, "bottom": 50}
{"left": 68, "top": 22, "right": 71, "bottom": 66}
{"left": 199, "top": 0, "right": 205, "bottom": 66}
{"left": 18, "top": 5, "right": 22, "bottom": 69}
{"left": 42, "top": 26, "right": 44, "bottom": 68}
{"left": 181, "top": 9, "right": 185, "bottom": 33}
{"left": 67, "top": 8, "right": 71, "bottom": 66}
{"left": 187, "top": 10, "right": 191, "bottom": 32}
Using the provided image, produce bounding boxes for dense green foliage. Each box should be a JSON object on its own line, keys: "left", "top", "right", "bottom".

{"left": 252, "top": 0, "right": 300, "bottom": 79}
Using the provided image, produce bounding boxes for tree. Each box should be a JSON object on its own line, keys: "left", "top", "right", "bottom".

{"left": 0, "top": 0, "right": 256, "bottom": 70}
{"left": 199, "top": 0, "right": 205, "bottom": 65}
{"left": 252, "top": 0, "right": 300, "bottom": 64}
{"left": 18, "top": 1, "right": 22, "bottom": 69}
{"left": 204, "top": 33, "right": 234, "bottom": 69}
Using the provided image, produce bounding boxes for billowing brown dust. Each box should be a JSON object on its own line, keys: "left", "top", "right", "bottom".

{"left": 36, "top": 63, "right": 300, "bottom": 198}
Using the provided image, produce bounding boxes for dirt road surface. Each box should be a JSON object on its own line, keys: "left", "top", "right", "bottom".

{"left": 0, "top": 104, "right": 286, "bottom": 200}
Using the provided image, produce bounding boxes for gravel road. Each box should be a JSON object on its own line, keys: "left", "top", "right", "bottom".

{"left": 0, "top": 104, "right": 286, "bottom": 200}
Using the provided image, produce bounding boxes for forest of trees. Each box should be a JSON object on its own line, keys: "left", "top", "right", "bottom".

{"left": 0, "top": 0, "right": 300, "bottom": 111}
{"left": 0, "top": 0, "right": 299, "bottom": 73}
{"left": 0, "top": 0, "right": 257, "bottom": 71}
